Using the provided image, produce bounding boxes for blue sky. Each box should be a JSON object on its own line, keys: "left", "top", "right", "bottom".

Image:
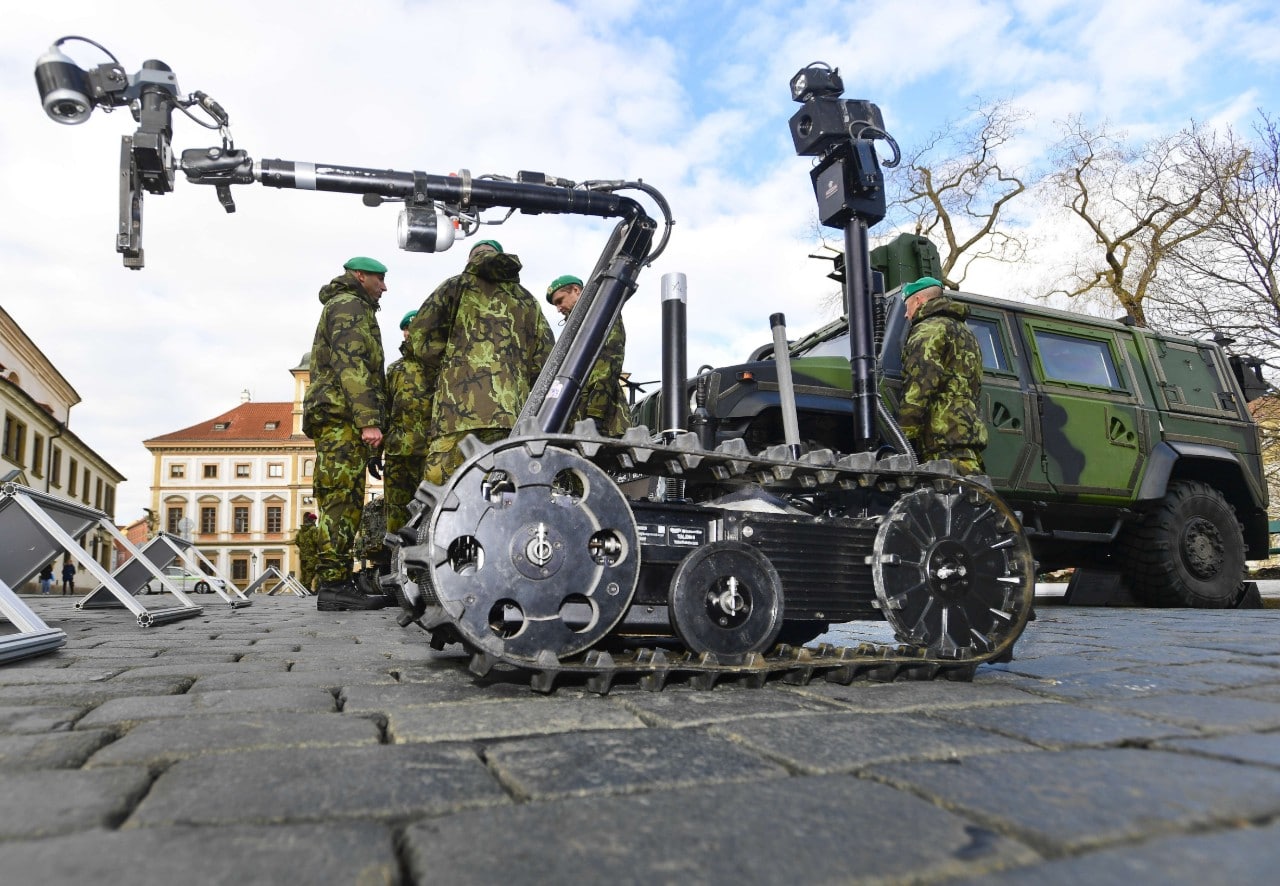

{"left": 2, "top": 0, "right": 1278, "bottom": 521}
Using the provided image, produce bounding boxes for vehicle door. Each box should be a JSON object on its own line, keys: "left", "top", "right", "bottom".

{"left": 966, "top": 308, "right": 1038, "bottom": 490}
{"left": 1022, "top": 320, "right": 1145, "bottom": 500}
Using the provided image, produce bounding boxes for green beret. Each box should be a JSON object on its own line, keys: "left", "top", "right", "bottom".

{"left": 903, "top": 276, "right": 943, "bottom": 297}
{"left": 399, "top": 309, "right": 418, "bottom": 330}
{"left": 469, "top": 239, "right": 503, "bottom": 256}
{"left": 343, "top": 256, "right": 387, "bottom": 274}
{"left": 546, "top": 274, "right": 583, "bottom": 303}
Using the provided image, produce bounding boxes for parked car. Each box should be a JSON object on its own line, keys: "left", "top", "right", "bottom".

{"left": 143, "top": 565, "right": 227, "bottom": 595}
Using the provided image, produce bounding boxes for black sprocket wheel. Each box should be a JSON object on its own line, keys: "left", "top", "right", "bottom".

{"left": 872, "top": 479, "right": 1034, "bottom": 658}
{"left": 417, "top": 441, "right": 640, "bottom": 662}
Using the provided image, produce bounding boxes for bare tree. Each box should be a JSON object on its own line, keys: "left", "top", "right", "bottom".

{"left": 888, "top": 99, "right": 1032, "bottom": 289}
{"left": 1046, "top": 117, "right": 1246, "bottom": 325}
{"left": 1145, "top": 114, "right": 1280, "bottom": 368}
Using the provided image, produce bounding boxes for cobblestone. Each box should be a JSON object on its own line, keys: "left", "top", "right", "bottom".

{"left": 1, "top": 596, "right": 1278, "bottom": 883}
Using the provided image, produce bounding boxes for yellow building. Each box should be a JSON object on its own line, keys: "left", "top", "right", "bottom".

{"left": 1, "top": 305, "right": 125, "bottom": 571}
{"left": 143, "top": 355, "right": 382, "bottom": 586}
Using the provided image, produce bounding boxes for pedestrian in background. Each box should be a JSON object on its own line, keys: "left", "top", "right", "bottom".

{"left": 406, "top": 240, "right": 554, "bottom": 485}
{"left": 303, "top": 256, "right": 389, "bottom": 611}
{"left": 546, "top": 273, "right": 631, "bottom": 437}
{"left": 60, "top": 560, "right": 76, "bottom": 596}
{"left": 39, "top": 562, "right": 54, "bottom": 595}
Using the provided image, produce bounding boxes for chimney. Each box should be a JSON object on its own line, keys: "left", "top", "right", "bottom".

{"left": 240, "top": 389, "right": 252, "bottom": 403}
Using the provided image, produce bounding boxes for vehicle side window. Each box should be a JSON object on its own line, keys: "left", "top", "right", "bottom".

{"left": 1032, "top": 329, "right": 1123, "bottom": 389}
{"left": 967, "top": 318, "right": 1009, "bottom": 372}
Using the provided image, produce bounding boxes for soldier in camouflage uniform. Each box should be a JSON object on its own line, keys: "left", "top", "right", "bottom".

{"left": 293, "top": 511, "right": 319, "bottom": 593}
{"left": 898, "top": 276, "right": 987, "bottom": 475}
{"left": 383, "top": 309, "right": 432, "bottom": 534}
{"left": 303, "top": 256, "right": 389, "bottom": 611}
{"left": 406, "top": 240, "right": 555, "bottom": 485}
{"left": 547, "top": 274, "right": 631, "bottom": 437}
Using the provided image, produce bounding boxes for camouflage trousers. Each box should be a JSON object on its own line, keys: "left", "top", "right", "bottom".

{"left": 311, "top": 424, "right": 369, "bottom": 583}
{"left": 423, "top": 428, "right": 508, "bottom": 487}
{"left": 921, "top": 446, "right": 985, "bottom": 476}
{"left": 384, "top": 453, "right": 428, "bottom": 535}
{"left": 298, "top": 558, "right": 316, "bottom": 592}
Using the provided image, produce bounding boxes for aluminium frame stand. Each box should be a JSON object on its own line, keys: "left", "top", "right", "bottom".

{"left": 0, "top": 577, "right": 67, "bottom": 664}
{"left": 244, "top": 566, "right": 309, "bottom": 597}
{"left": 84, "top": 531, "right": 250, "bottom": 609}
{"left": 0, "top": 483, "right": 202, "bottom": 628}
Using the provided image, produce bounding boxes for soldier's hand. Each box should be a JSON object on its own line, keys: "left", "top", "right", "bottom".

{"left": 361, "top": 426, "right": 383, "bottom": 448}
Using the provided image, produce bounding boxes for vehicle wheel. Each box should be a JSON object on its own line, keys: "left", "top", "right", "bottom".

{"left": 1120, "top": 480, "right": 1246, "bottom": 608}
{"left": 194, "top": 580, "right": 211, "bottom": 594}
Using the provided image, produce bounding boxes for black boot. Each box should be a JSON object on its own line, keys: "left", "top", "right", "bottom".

{"left": 317, "top": 579, "right": 388, "bottom": 611}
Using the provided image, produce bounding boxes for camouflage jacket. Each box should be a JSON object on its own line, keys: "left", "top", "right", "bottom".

{"left": 571, "top": 316, "right": 631, "bottom": 436}
{"left": 293, "top": 523, "right": 319, "bottom": 561}
{"left": 302, "top": 272, "right": 386, "bottom": 436}
{"left": 384, "top": 340, "right": 433, "bottom": 456}
{"left": 406, "top": 252, "right": 554, "bottom": 435}
{"left": 898, "top": 295, "right": 988, "bottom": 460}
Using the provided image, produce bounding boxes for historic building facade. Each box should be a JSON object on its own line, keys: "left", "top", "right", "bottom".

{"left": 1, "top": 305, "right": 125, "bottom": 571}
{"left": 143, "top": 355, "right": 383, "bottom": 587}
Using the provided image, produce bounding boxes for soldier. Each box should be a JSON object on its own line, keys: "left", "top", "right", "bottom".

{"left": 303, "top": 256, "right": 389, "bottom": 611}
{"left": 383, "top": 309, "right": 432, "bottom": 534}
{"left": 898, "top": 276, "right": 987, "bottom": 475}
{"left": 293, "top": 511, "right": 319, "bottom": 593}
{"left": 546, "top": 274, "right": 631, "bottom": 437}
{"left": 406, "top": 240, "right": 555, "bottom": 485}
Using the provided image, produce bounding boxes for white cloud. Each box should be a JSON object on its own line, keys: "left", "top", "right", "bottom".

{"left": 3, "top": 0, "right": 1276, "bottom": 522}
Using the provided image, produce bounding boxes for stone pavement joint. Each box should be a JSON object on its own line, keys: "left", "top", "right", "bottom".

{"left": 1, "top": 596, "right": 1279, "bottom": 883}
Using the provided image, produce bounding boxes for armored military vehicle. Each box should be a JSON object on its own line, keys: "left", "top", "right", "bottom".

{"left": 638, "top": 233, "right": 1270, "bottom": 608}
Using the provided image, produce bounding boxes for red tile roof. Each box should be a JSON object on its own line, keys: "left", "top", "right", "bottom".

{"left": 145, "top": 402, "right": 300, "bottom": 444}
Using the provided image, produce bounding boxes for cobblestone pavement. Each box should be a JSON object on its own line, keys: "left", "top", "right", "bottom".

{"left": 2, "top": 596, "right": 1279, "bottom": 885}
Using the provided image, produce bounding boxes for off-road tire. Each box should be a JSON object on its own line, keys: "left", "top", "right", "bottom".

{"left": 1120, "top": 480, "right": 1246, "bottom": 608}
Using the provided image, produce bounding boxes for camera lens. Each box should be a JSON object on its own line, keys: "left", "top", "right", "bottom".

{"left": 34, "top": 47, "right": 93, "bottom": 125}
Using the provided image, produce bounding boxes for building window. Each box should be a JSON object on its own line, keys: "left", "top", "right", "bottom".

{"left": 104, "top": 486, "right": 115, "bottom": 517}
{"left": 201, "top": 506, "right": 217, "bottom": 534}
{"left": 303, "top": 459, "right": 314, "bottom": 476}
{"left": 264, "top": 421, "right": 279, "bottom": 430}
{"left": 203, "top": 464, "right": 219, "bottom": 479}
{"left": 234, "top": 505, "right": 249, "bottom": 533}
{"left": 266, "top": 505, "right": 282, "bottom": 533}
{"left": 50, "top": 447, "right": 61, "bottom": 486}
{"left": 82, "top": 467, "right": 90, "bottom": 503}
{"left": 214, "top": 422, "right": 230, "bottom": 431}
{"left": 266, "top": 556, "right": 282, "bottom": 573}
{"left": 170, "top": 463, "right": 185, "bottom": 478}
{"left": 231, "top": 558, "right": 248, "bottom": 581}
{"left": 235, "top": 463, "right": 251, "bottom": 478}
{"left": 32, "top": 433, "right": 45, "bottom": 477}
{"left": 267, "top": 463, "right": 284, "bottom": 478}
{"left": 95, "top": 478, "right": 104, "bottom": 509}
{"left": 68, "top": 458, "right": 78, "bottom": 496}
{"left": 2, "top": 413, "right": 27, "bottom": 465}
{"left": 167, "top": 506, "right": 184, "bottom": 534}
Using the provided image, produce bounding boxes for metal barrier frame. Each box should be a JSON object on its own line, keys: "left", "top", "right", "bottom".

{"left": 0, "top": 483, "right": 202, "bottom": 627}
{"left": 0, "top": 577, "right": 67, "bottom": 663}
{"left": 244, "top": 566, "right": 310, "bottom": 597}
{"left": 86, "top": 532, "right": 250, "bottom": 609}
